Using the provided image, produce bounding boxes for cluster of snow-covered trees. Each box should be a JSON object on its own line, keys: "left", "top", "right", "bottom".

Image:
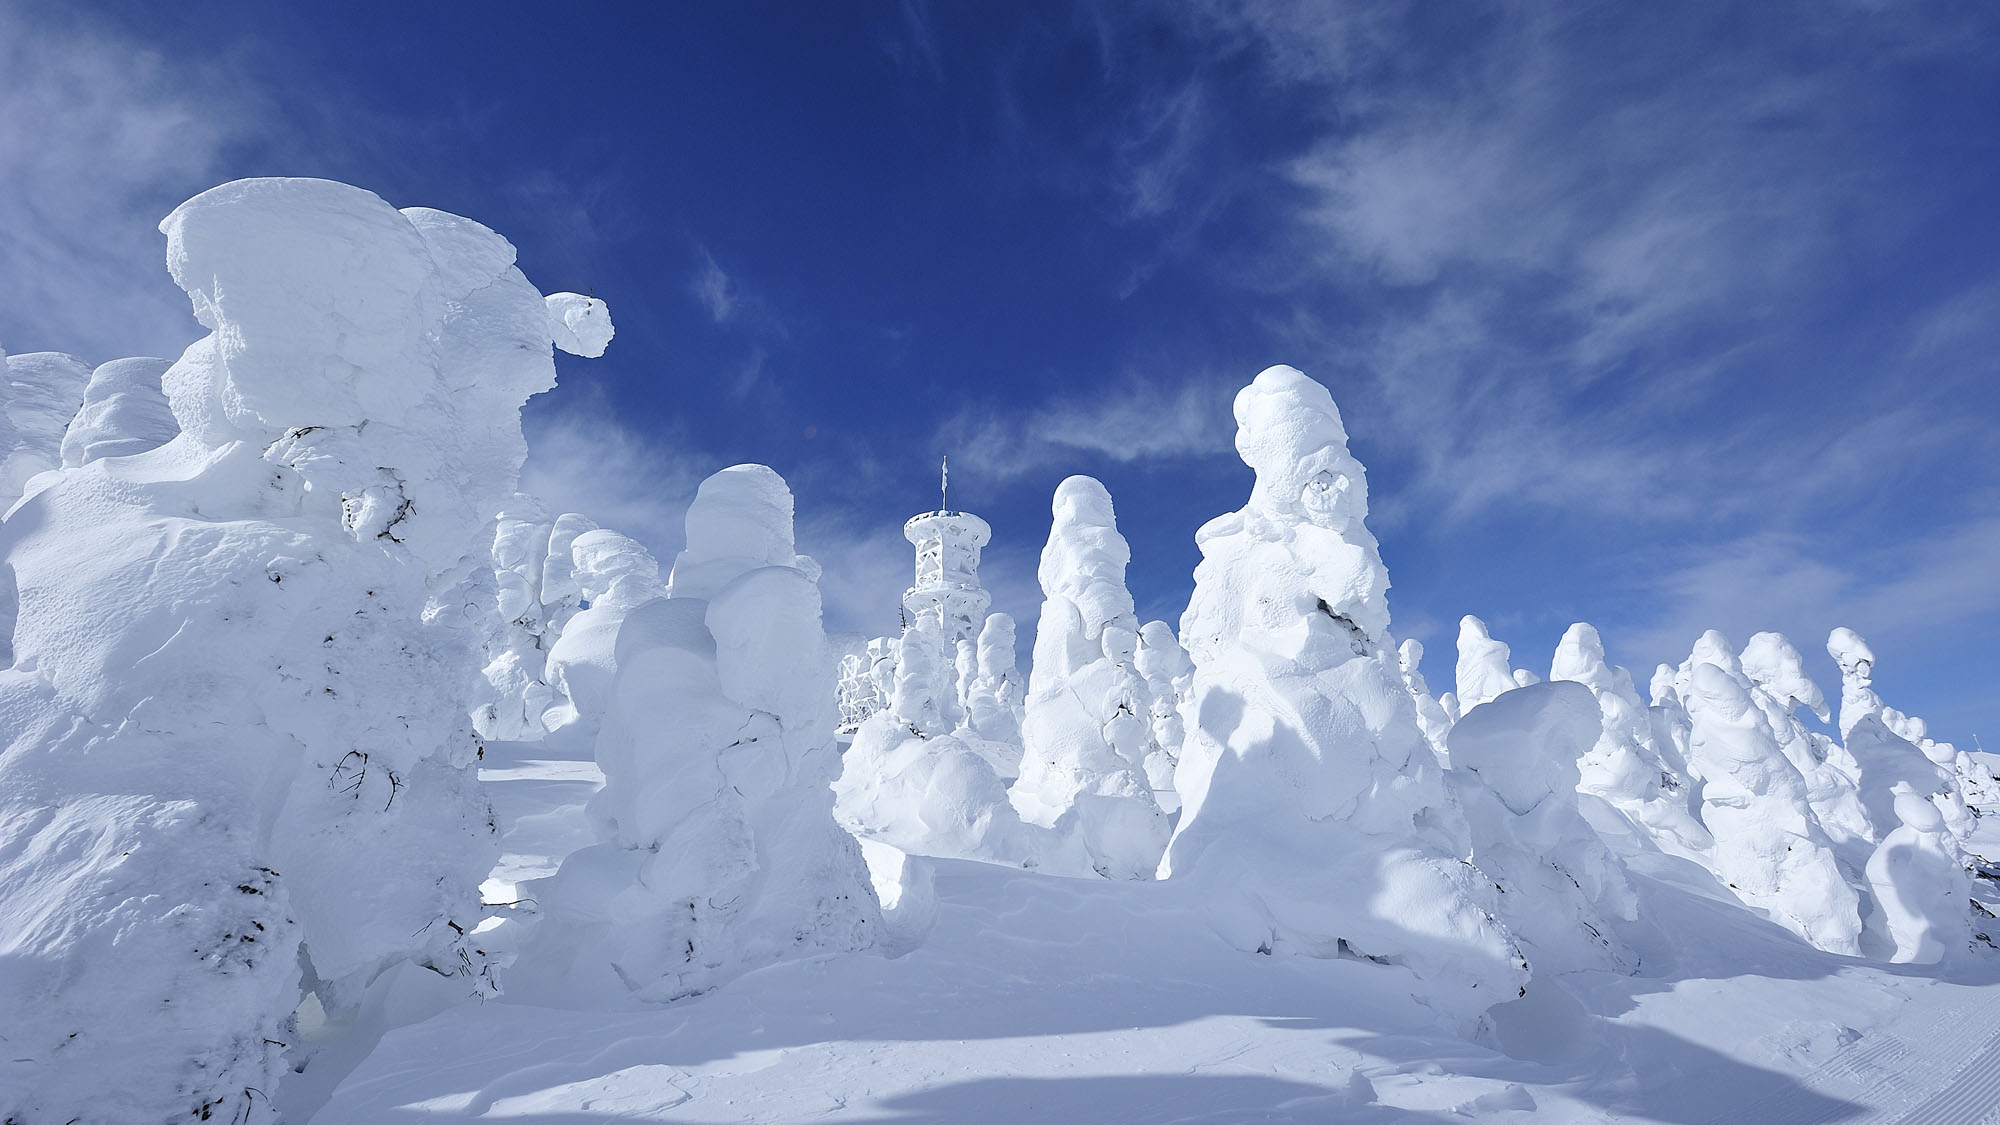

{"left": 1, "top": 178, "right": 1992, "bottom": 1122}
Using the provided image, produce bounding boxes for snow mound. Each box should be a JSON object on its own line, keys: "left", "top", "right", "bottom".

{"left": 1163, "top": 365, "right": 1525, "bottom": 1022}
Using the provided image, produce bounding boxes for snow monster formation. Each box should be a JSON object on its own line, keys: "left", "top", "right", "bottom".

{"left": 1866, "top": 782, "right": 1971, "bottom": 964}
{"left": 1828, "top": 627, "right": 1975, "bottom": 841}
{"left": 539, "top": 527, "right": 667, "bottom": 751}
{"left": 963, "top": 611, "right": 1026, "bottom": 756}
{"left": 1683, "top": 659, "right": 1864, "bottom": 955}
{"left": 1162, "top": 365, "right": 1526, "bottom": 1022}
{"left": 0, "top": 178, "right": 612, "bottom": 1123}
{"left": 473, "top": 499, "right": 559, "bottom": 741}
{"left": 1135, "top": 619, "right": 1193, "bottom": 809}
{"left": 534, "top": 464, "right": 880, "bottom": 1002}
{"left": 1014, "top": 475, "right": 1172, "bottom": 880}
{"left": 1739, "top": 631, "right": 1875, "bottom": 869}
{"left": 1454, "top": 615, "right": 1520, "bottom": 712}
{"left": 1447, "top": 681, "right": 1640, "bottom": 973}
{"left": 1550, "top": 622, "right": 1710, "bottom": 855}
{"left": 1396, "top": 637, "right": 1456, "bottom": 763}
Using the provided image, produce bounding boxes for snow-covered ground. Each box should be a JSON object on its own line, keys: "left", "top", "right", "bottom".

{"left": 310, "top": 738, "right": 2000, "bottom": 1124}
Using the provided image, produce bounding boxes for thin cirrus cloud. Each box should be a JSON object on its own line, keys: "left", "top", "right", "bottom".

{"left": 0, "top": 7, "right": 253, "bottom": 363}
{"left": 939, "top": 376, "right": 1237, "bottom": 483}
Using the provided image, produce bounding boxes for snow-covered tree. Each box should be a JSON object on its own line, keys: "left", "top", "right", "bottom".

{"left": 1455, "top": 615, "right": 1519, "bottom": 712}
{"left": 1866, "top": 783, "right": 1971, "bottom": 964}
{"left": 1550, "top": 622, "right": 1709, "bottom": 854}
{"left": 1446, "top": 680, "right": 1639, "bottom": 973}
{"left": 534, "top": 464, "right": 880, "bottom": 1001}
{"left": 474, "top": 500, "right": 557, "bottom": 741}
{"left": 1163, "top": 365, "right": 1525, "bottom": 1022}
{"left": 1826, "top": 627, "right": 1966, "bottom": 840}
{"left": 1014, "top": 475, "right": 1170, "bottom": 880}
{"left": 1135, "top": 619, "right": 1192, "bottom": 809}
{"left": 538, "top": 511, "right": 600, "bottom": 635}
{"left": 1397, "top": 637, "right": 1455, "bottom": 763}
{"left": 1684, "top": 661, "right": 1862, "bottom": 955}
{"left": 1739, "top": 632, "right": 1874, "bottom": 867}
{"left": 0, "top": 177, "right": 609, "bottom": 1122}
{"left": 963, "top": 611, "right": 1026, "bottom": 769}
{"left": 541, "top": 528, "right": 667, "bottom": 750}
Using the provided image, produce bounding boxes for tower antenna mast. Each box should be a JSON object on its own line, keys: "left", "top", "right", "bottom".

{"left": 940, "top": 455, "right": 950, "bottom": 513}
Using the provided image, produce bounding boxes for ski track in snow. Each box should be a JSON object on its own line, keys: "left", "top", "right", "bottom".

{"left": 1726, "top": 989, "right": 2000, "bottom": 1125}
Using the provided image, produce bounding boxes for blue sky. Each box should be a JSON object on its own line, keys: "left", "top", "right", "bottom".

{"left": 3, "top": 2, "right": 1996, "bottom": 742}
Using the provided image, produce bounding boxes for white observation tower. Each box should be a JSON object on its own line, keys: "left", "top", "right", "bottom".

{"left": 902, "top": 456, "right": 992, "bottom": 644}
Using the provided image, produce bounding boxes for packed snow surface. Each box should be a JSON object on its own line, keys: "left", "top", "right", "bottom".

{"left": 312, "top": 737, "right": 2000, "bottom": 1124}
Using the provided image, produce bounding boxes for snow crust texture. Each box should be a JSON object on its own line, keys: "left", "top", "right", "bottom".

{"left": 0, "top": 177, "right": 608, "bottom": 1123}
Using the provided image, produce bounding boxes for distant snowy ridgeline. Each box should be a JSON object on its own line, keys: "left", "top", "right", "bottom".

{"left": 0, "top": 178, "right": 1992, "bottom": 1124}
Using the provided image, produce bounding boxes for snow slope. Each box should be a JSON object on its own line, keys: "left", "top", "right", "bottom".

{"left": 313, "top": 740, "right": 2000, "bottom": 1124}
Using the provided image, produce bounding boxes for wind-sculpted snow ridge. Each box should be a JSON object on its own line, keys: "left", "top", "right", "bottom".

{"left": 1163, "top": 364, "right": 1526, "bottom": 1024}
{"left": 530, "top": 464, "right": 880, "bottom": 1002}
{"left": 0, "top": 178, "right": 613, "bottom": 1123}
{"left": 1013, "top": 475, "right": 1172, "bottom": 880}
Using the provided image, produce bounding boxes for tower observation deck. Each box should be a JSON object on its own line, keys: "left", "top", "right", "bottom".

{"left": 901, "top": 457, "right": 992, "bottom": 644}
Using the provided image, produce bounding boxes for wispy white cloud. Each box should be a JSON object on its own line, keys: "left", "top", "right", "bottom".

{"left": 1618, "top": 511, "right": 2000, "bottom": 700}
{"left": 939, "top": 376, "right": 1236, "bottom": 482}
{"left": 879, "top": 0, "right": 945, "bottom": 82}
{"left": 1114, "top": 79, "right": 1208, "bottom": 221}
{"left": 0, "top": 8, "right": 260, "bottom": 361}
{"left": 690, "top": 245, "right": 739, "bottom": 324}
{"left": 517, "top": 388, "right": 711, "bottom": 565}
{"left": 1199, "top": 3, "right": 2000, "bottom": 544}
